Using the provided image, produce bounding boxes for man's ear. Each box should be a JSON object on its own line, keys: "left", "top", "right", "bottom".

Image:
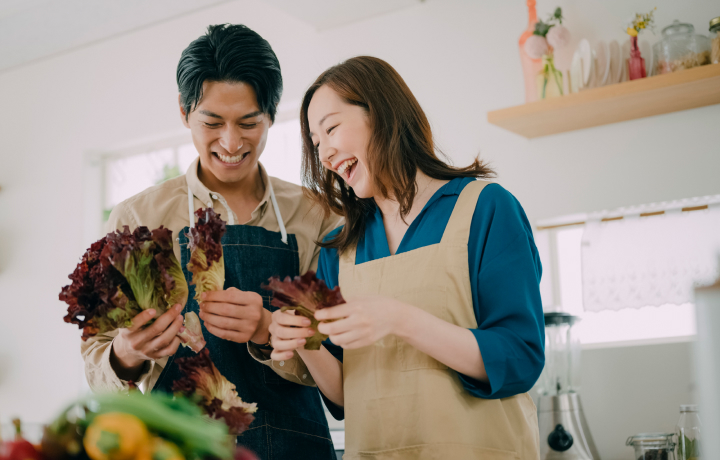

{"left": 179, "top": 94, "right": 190, "bottom": 128}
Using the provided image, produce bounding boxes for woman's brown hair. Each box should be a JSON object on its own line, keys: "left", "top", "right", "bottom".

{"left": 300, "top": 56, "right": 495, "bottom": 254}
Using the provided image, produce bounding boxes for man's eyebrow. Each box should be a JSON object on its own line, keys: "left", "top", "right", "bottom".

{"left": 198, "top": 110, "right": 223, "bottom": 119}
{"left": 197, "top": 110, "right": 264, "bottom": 120}
{"left": 309, "top": 112, "right": 339, "bottom": 137}
{"left": 239, "top": 110, "right": 263, "bottom": 120}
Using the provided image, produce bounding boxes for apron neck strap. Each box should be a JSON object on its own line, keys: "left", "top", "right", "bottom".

{"left": 188, "top": 179, "right": 287, "bottom": 244}
{"left": 266, "top": 178, "right": 288, "bottom": 244}
{"left": 440, "top": 180, "right": 490, "bottom": 245}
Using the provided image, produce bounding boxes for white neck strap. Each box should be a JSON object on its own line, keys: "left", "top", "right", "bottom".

{"left": 187, "top": 181, "right": 287, "bottom": 244}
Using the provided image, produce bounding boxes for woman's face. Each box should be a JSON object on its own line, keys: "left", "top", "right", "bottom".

{"left": 307, "top": 85, "right": 374, "bottom": 199}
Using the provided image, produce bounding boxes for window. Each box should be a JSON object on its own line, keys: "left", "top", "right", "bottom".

{"left": 99, "top": 119, "right": 303, "bottom": 224}
{"left": 536, "top": 198, "right": 720, "bottom": 347}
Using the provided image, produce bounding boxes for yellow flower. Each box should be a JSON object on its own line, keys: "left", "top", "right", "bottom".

{"left": 627, "top": 27, "right": 638, "bottom": 37}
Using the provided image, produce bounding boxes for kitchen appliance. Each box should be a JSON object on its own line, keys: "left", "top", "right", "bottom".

{"left": 537, "top": 313, "right": 600, "bottom": 460}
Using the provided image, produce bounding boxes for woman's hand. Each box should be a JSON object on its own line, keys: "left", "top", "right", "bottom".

{"left": 268, "top": 309, "right": 315, "bottom": 361}
{"left": 315, "top": 295, "right": 407, "bottom": 349}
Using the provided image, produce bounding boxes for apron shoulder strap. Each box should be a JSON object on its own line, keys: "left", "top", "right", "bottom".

{"left": 440, "top": 180, "right": 491, "bottom": 245}
{"left": 338, "top": 245, "right": 357, "bottom": 279}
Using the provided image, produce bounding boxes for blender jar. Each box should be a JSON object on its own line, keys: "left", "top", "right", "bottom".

{"left": 626, "top": 433, "right": 676, "bottom": 460}
{"left": 653, "top": 20, "right": 712, "bottom": 74}
{"left": 537, "top": 313, "right": 581, "bottom": 396}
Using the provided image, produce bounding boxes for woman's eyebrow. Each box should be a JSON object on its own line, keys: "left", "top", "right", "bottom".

{"left": 309, "top": 112, "right": 339, "bottom": 136}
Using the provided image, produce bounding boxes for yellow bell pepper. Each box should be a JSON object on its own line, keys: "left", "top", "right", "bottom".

{"left": 83, "top": 412, "right": 151, "bottom": 460}
{"left": 136, "top": 437, "right": 185, "bottom": 460}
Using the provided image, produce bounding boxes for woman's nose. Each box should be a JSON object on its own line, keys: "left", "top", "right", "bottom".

{"left": 318, "top": 144, "right": 336, "bottom": 166}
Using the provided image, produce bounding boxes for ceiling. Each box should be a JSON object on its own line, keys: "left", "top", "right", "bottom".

{"left": 0, "top": 0, "right": 424, "bottom": 73}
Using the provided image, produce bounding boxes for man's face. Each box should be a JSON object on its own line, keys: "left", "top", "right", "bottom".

{"left": 181, "top": 81, "right": 271, "bottom": 185}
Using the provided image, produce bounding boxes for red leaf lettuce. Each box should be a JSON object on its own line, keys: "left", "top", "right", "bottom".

{"left": 172, "top": 349, "right": 257, "bottom": 435}
{"left": 262, "top": 271, "right": 345, "bottom": 350}
{"left": 186, "top": 208, "right": 226, "bottom": 300}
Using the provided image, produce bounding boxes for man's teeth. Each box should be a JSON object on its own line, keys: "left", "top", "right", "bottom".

{"left": 337, "top": 158, "right": 357, "bottom": 175}
{"left": 218, "top": 153, "right": 243, "bottom": 164}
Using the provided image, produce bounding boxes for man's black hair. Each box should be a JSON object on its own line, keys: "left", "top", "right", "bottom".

{"left": 177, "top": 24, "right": 282, "bottom": 122}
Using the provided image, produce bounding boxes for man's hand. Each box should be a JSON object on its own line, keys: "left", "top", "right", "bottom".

{"left": 111, "top": 303, "right": 184, "bottom": 380}
{"left": 198, "top": 288, "right": 270, "bottom": 344}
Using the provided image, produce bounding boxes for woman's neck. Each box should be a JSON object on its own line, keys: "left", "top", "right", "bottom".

{"left": 375, "top": 172, "right": 449, "bottom": 255}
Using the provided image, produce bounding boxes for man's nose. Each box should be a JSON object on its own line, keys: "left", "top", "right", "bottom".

{"left": 219, "top": 127, "right": 243, "bottom": 153}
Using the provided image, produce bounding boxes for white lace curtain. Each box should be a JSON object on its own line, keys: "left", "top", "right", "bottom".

{"left": 581, "top": 197, "right": 720, "bottom": 312}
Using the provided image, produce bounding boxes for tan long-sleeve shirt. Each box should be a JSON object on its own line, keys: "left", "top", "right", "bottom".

{"left": 80, "top": 158, "right": 341, "bottom": 393}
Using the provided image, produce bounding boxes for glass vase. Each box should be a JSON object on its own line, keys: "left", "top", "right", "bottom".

{"left": 536, "top": 54, "right": 564, "bottom": 99}
{"left": 628, "top": 35, "right": 647, "bottom": 80}
{"left": 519, "top": 0, "right": 543, "bottom": 103}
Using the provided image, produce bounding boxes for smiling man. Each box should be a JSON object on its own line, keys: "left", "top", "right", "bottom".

{"left": 80, "top": 24, "right": 341, "bottom": 459}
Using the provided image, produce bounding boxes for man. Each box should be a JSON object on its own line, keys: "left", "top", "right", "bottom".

{"left": 81, "top": 24, "right": 341, "bottom": 459}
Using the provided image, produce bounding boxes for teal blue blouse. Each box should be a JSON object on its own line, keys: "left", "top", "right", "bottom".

{"left": 318, "top": 178, "right": 544, "bottom": 416}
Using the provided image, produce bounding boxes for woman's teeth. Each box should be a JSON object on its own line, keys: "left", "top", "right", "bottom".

{"left": 337, "top": 158, "right": 357, "bottom": 175}
{"left": 218, "top": 153, "right": 244, "bottom": 164}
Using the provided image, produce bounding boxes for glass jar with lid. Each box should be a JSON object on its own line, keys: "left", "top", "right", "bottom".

{"left": 710, "top": 16, "right": 720, "bottom": 64}
{"left": 653, "top": 20, "right": 712, "bottom": 74}
{"left": 626, "top": 433, "right": 676, "bottom": 460}
{"left": 676, "top": 405, "right": 702, "bottom": 460}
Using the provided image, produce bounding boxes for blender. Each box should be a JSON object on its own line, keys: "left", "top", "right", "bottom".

{"left": 537, "top": 312, "right": 600, "bottom": 460}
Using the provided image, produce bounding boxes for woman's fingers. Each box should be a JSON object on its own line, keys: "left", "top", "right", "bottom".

{"left": 327, "top": 328, "right": 366, "bottom": 348}
{"left": 315, "top": 304, "right": 353, "bottom": 321}
{"left": 270, "top": 349, "right": 296, "bottom": 361}
{"left": 274, "top": 309, "right": 312, "bottom": 327}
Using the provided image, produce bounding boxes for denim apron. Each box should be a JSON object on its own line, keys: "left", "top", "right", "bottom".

{"left": 153, "top": 181, "right": 336, "bottom": 460}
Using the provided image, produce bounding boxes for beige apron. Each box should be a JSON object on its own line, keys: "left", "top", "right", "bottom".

{"left": 338, "top": 180, "right": 540, "bottom": 460}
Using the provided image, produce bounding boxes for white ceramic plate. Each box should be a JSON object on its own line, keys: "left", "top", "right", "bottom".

{"left": 570, "top": 50, "right": 582, "bottom": 93}
{"left": 578, "top": 39, "right": 594, "bottom": 88}
{"left": 594, "top": 40, "right": 610, "bottom": 87}
{"left": 608, "top": 39, "right": 621, "bottom": 84}
{"left": 620, "top": 39, "right": 631, "bottom": 82}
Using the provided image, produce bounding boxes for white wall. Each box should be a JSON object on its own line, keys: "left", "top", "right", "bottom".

{"left": 0, "top": 0, "right": 718, "bottom": 458}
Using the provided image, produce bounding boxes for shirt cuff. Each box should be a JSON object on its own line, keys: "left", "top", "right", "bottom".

{"left": 457, "top": 328, "right": 507, "bottom": 399}
{"left": 90, "top": 338, "right": 155, "bottom": 393}
{"left": 246, "top": 342, "right": 316, "bottom": 387}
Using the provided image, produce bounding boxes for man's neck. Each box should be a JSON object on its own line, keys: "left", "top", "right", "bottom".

{"left": 197, "top": 162, "right": 266, "bottom": 223}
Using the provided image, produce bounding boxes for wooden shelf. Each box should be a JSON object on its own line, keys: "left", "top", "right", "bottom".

{"left": 487, "top": 63, "right": 720, "bottom": 139}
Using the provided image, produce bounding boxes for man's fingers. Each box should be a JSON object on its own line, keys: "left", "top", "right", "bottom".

{"left": 151, "top": 336, "right": 182, "bottom": 359}
{"left": 144, "top": 314, "right": 183, "bottom": 354}
{"left": 205, "top": 323, "right": 247, "bottom": 343}
{"left": 128, "top": 309, "right": 157, "bottom": 332}
{"left": 137, "top": 304, "right": 183, "bottom": 339}
{"left": 199, "top": 310, "right": 250, "bottom": 332}
{"left": 315, "top": 304, "right": 352, "bottom": 321}
{"left": 201, "top": 288, "right": 261, "bottom": 305}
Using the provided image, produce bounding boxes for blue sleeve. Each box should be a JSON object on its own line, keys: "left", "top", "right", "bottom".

{"left": 458, "top": 184, "right": 545, "bottom": 399}
{"left": 315, "top": 227, "right": 345, "bottom": 419}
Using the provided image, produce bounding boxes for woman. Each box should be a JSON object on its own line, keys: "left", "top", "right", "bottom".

{"left": 268, "top": 56, "right": 544, "bottom": 460}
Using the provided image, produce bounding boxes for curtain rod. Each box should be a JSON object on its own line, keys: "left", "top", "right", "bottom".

{"left": 536, "top": 204, "right": 710, "bottom": 231}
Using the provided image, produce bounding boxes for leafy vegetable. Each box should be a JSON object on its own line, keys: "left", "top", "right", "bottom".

{"left": 262, "top": 271, "right": 346, "bottom": 350}
{"left": 186, "top": 208, "right": 226, "bottom": 300}
{"left": 44, "top": 392, "right": 233, "bottom": 460}
{"left": 172, "top": 349, "right": 257, "bottom": 435}
{"left": 60, "top": 226, "right": 205, "bottom": 352}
